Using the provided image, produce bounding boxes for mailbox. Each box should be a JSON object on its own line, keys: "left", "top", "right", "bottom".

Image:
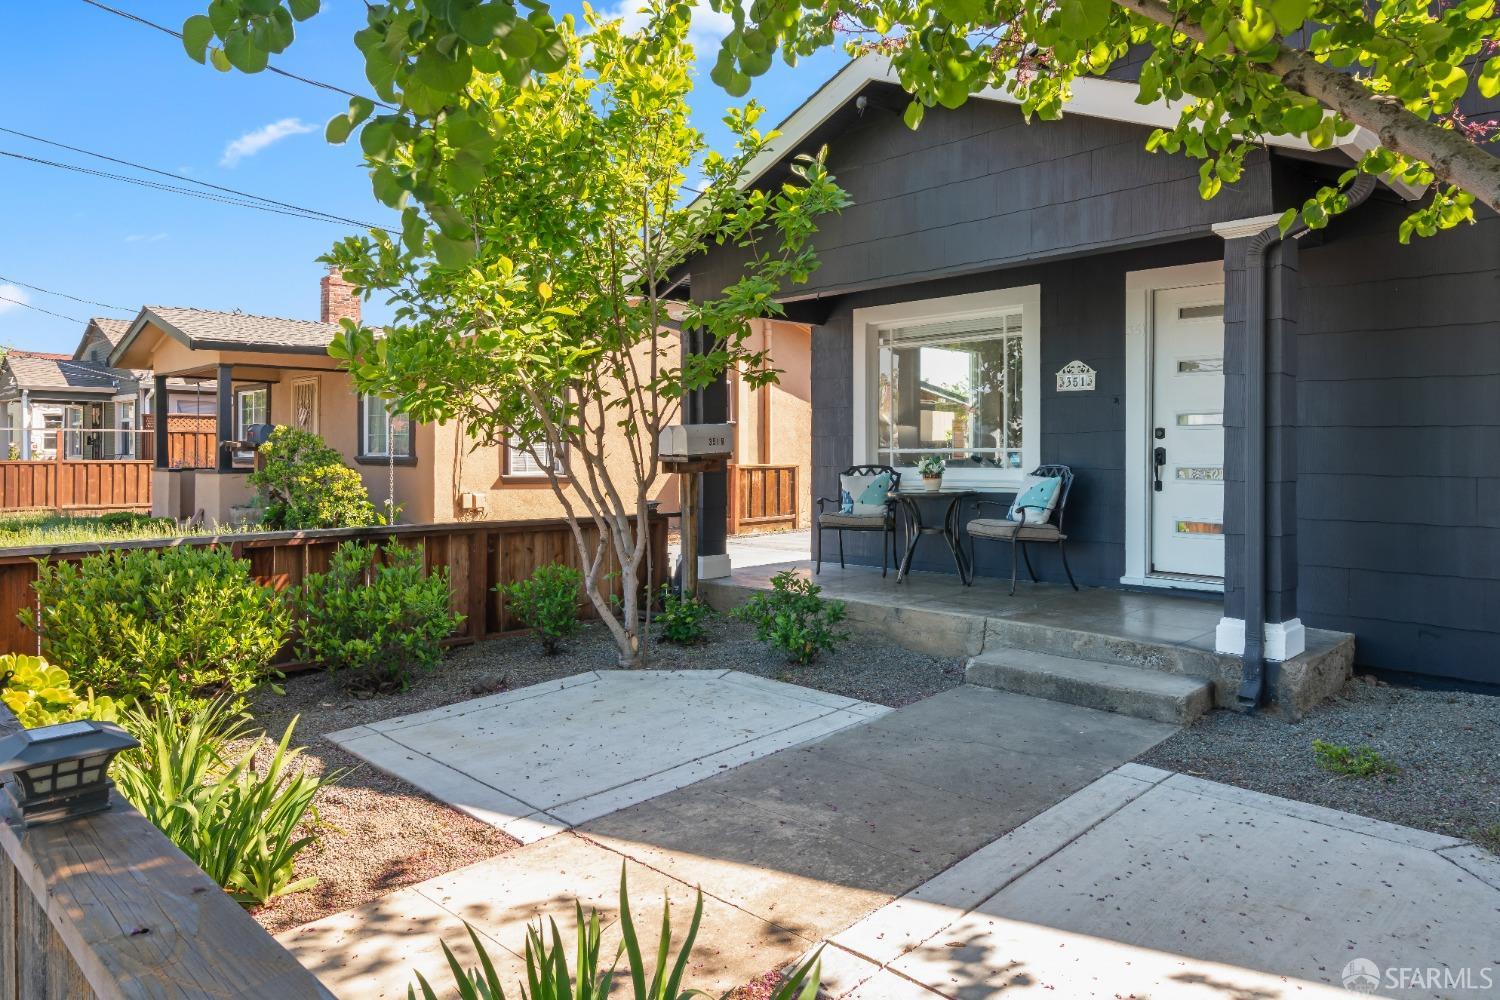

{"left": 659, "top": 423, "right": 735, "bottom": 461}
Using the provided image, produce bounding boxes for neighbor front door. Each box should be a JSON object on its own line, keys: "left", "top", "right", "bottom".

{"left": 1150, "top": 283, "right": 1226, "bottom": 579}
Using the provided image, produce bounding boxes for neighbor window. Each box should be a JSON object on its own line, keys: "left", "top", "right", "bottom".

{"left": 877, "top": 311, "right": 1026, "bottom": 472}
{"left": 359, "top": 393, "right": 412, "bottom": 459}
{"left": 505, "top": 437, "right": 564, "bottom": 479}
{"left": 234, "top": 385, "right": 269, "bottom": 463}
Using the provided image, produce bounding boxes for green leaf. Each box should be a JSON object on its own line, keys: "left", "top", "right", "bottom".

{"left": 224, "top": 31, "right": 270, "bottom": 73}
{"left": 1267, "top": 0, "right": 1310, "bottom": 34}
{"left": 209, "top": 47, "right": 233, "bottom": 72}
{"left": 326, "top": 113, "right": 354, "bottom": 144}
{"left": 1481, "top": 56, "right": 1500, "bottom": 100}
{"left": 431, "top": 233, "right": 476, "bottom": 268}
{"left": 348, "top": 95, "right": 374, "bottom": 126}
{"left": 182, "top": 15, "right": 215, "bottom": 64}
{"left": 903, "top": 100, "right": 926, "bottom": 130}
{"left": 1059, "top": 0, "right": 1111, "bottom": 39}
{"left": 288, "top": 0, "right": 320, "bottom": 19}
{"left": 724, "top": 70, "right": 751, "bottom": 97}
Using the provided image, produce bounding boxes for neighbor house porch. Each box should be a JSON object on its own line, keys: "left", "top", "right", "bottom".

{"left": 703, "top": 561, "right": 1353, "bottom": 721}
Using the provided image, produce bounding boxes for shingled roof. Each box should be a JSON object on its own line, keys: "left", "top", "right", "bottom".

{"left": 141, "top": 305, "right": 343, "bottom": 353}
{"left": 89, "top": 317, "right": 133, "bottom": 348}
{"left": 1, "top": 352, "right": 136, "bottom": 395}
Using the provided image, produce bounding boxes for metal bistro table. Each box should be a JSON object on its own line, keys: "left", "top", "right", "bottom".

{"left": 891, "top": 487, "right": 978, "bottom": 585}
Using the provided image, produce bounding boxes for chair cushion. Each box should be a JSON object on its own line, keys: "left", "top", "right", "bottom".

{"left": 839, "top": 470, "right": 894, "bottom": 516}
{"left": 1007, "top": 474, "right": 1062, "bottom": 525}
{"left": 819, "top": 512, "right": 887, "bottom": 529}
{"left": 967, "top": 518, "right": 1064, "bottom": 542}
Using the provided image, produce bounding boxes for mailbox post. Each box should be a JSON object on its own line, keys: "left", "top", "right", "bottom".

{"left": 659, "top": 423, "right": 734, "bottom": 597}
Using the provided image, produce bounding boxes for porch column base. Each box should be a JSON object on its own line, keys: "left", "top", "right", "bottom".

{"left": 698, "top": 553, "right": 731, "bottom": 580}
{"left": 1215, "top": 616, "right": 1306, "bottom": 661}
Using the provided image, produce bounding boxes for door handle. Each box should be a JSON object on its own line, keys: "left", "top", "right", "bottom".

{"left": 1153, "top": 446, "right": 1166, "bottom": 492}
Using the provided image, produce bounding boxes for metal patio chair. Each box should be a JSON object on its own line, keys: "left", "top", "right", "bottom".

{"left": 965, "top": 464, "right": 1079, "bottom": 595}
{"left": 814, "top": 465, "right": 901, "bottom": 576}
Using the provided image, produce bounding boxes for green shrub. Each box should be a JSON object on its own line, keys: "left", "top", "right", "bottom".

{"left": 0, "top": 653, "right": 118, "bottom": 727}
{"left": 293, "top": 541, "right": 461, "bottom": 693}
{"left": 503, "top": 563, "right": 583, "bottom": 655}
{"left": 114, "top": 696, "right": 342, "bottom": 906}
{"left": 29, "top": 546, "right": 290, "bottom": 711}
{"left": 656, "top": 586, "right": 710, "bottom": 645}
{"left": 410, "top": 865, "right": 822, "bottom": 1000}
{"left": 1312, "top": 739, "right": 1398, "bottom": 777}
{"left": 731, "top": 570, "right": 848, "bottom": 665}
{"left": 248, "top": 426, "right": 379, "bottom": 530}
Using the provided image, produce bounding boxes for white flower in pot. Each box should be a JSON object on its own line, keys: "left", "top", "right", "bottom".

{"left": 917, "top": 454, "right": 945, "bottom": 491}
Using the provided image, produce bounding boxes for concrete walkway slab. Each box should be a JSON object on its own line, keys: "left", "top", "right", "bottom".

{"left": 822, "top": 765, "right": 1500, "bottom": 1000}
{"left": 328, "top": 670, "right": 889, "bottom": 842}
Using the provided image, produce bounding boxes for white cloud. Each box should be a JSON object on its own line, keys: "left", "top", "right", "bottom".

{"left": 125, "top": 232, "right": 168, "bottom": 244}
{"left": 220, "top": 118, "right": 317, "bottom": 167}
{"left": 601, "top": 0, "right": 738, "bottom": 51}
{"left": 0, "top": 284, "right": 28, "bottom": 314}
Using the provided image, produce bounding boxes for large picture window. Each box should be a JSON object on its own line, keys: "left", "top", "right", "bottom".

{"left": 878, "top": 312, "right": 1025, "bottom": 472}
{"left": 359, "top": 393, "right": 412, "bottom": 459}
{"left": 854, "top": 287, "right": 1040, "bottom": 487}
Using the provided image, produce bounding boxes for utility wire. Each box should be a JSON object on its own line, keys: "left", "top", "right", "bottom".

{"left": 0, "top": 274, "right": 133, "bottom": 314}
{"left": 0, "top": 149, "right": 397, "bottom": 234}
{"left": 0, "top": 294, "right": 84, "bottom": 325}
{"left": 0, "top": 127, "right": 393, "bottom": 232}
{"left": 79, "top": 0, "right": 396, "bottom": 110}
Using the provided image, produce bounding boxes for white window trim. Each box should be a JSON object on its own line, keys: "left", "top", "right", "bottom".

{"left": 359, "top": 393, "right": 412, "bottom": 458}
{"left": 1122, "top": 260, "right": 1226, "bottom": 594}
{"left": 852, "top": 285, "right": 1040, "bottom": 489}
{"left": 506, "top": 437, "right": 563, "bottom": 478}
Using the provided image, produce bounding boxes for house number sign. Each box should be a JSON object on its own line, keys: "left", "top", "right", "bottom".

{"left": 1056, "top": 360, "right": 1096, "bottom": 392}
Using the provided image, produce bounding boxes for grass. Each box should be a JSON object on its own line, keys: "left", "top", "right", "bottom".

{"left": 0, "top": 511, "right": 260, "bottom": 548}
{"left": 1472, "top": 823, "right": 1500, "bottom": 854}
{"left": 1312, "top": 738, "right": 1399, "bottom": 777}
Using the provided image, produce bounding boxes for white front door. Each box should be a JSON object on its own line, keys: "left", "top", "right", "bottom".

{"left": 1150, "top": 284, "right": 1226, "bottom": 579}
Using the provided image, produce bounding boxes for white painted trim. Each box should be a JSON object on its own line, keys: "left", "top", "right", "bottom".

{"left": 1215, "top": 616, "right": 1306, "bottom": 661}
{"left": 1119, "top": 574, "right": 1224, "bottom": 594}
{"left": 1211, "top": 214, "right": 1285, "bottom": 240}
{"left": 698, "top": 553, "right": 731, "bottom": 580}
{"left": 713, "top": 54, "right": 1381, "bottom": 204}
{"left": 851, "top": 285, "right": 1040, "bottom": 489}
{"left": 1122, "top": 261, "right": 1225, "bottom": 590}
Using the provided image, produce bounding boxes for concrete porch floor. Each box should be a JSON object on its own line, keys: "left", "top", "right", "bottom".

{"left": 703, "top": 562, "right": 1355, "bottom": 719}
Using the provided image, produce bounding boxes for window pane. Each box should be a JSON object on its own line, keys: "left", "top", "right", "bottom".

{"left": 363, "top": 395, "right": 387, "bottom": 454}
{"left": 508, "top": 438, "right": 557, "bottom": 476}
{"left": 877, "top": 314, "right": 1024, "bottom": 470}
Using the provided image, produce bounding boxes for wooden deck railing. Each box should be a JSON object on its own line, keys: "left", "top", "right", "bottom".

{"left": 0, "top": 461, "right": 153, "bottom": 514}
{"left": 0, "top": 704, "right": 334, "bottom": 999}
{"left": 0, "top": 515, "right": 671, "bottom": 664}
{"left": 727, "top": 463, "right": 799, "bottom": 534}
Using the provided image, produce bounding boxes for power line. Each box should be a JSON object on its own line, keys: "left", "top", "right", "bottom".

{"left": 0, "top": 149, "right": 397, "bottom": 234}
{"left": 0, "top": 274, "right": 133, "bottom": 314}
{"left": 0, "top": 294, "right": 84, "bottom": 325}
{"left": 79, "top": 0, "right": 396, "bottom": 111}
{"left": 0, "top": 127, "right": 394, "bottom": 231}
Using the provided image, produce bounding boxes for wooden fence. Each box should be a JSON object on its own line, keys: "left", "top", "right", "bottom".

{"left": 0, "top": 704, "right": 334, "bottom": 999}
{"left": 0, "top": 461, "right": 153, "bottom": 514}
{"left": 727, "top": 463, "right": 799, "bottom": 534}
{"left": 0, "top": 515, "right": 671, "bottom": 663}
{"left": 140, "top": 414, "right": 216, "bottom": 470}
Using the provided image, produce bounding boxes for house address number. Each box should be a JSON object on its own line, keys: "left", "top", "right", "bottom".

{"left": 1055, "top": 360, "right": 1097, "bottom": 392}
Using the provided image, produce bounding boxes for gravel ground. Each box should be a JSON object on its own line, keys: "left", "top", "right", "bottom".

{"left": 242, "top": 611, "right": 964, "bottom": 933}
{"left": 1138, "top": 676, "right": 1500, "bottom": 853}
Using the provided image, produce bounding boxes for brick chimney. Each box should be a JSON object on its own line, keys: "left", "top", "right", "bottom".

{"left": 319, "top": 266, "right": 360, "bottom": 325}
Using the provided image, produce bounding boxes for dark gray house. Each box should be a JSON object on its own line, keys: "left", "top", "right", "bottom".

{"left": 684, "top": 55, "right": 1500, "bottom": 691}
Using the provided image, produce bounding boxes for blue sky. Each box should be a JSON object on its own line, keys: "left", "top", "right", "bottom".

{"left": 0, "top": 2, "right": 846, "bottom": 354}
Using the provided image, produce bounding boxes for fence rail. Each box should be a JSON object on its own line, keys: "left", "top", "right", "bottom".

{"left": 0, "top": 704, "right": 334, "bottom": 1000}
{"left": 0, "top": 515, "right": 671, "bottom": 664}
{"left": 727, "top": 463, "right": 799, "bottom": 534}
{"left": 0, "top": 461, "right": 153, "bottom": 514}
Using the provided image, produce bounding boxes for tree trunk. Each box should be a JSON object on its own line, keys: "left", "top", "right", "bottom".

{"left": 1117, "top": 0, "right": 1500, "bottom": 213}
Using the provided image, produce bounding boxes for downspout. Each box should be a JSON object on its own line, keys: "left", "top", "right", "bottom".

{"left": 1238, "top": 174, "right": 1376, "bottom": 710}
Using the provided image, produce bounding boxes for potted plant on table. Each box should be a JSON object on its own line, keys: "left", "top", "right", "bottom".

{"left": 918, "top": 454, "right": 946, "bottom": 491}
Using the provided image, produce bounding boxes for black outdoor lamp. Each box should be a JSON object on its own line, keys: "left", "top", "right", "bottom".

{"left": 0, "top": 720, "right": 139, "bottom": 826}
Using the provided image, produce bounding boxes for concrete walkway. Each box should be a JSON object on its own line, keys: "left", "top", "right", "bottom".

{"left": 819, "top": 764, "right": 1500, "bottom": 999}
{"left": 284, "top": 685, "right": 1174, "bottom": 997}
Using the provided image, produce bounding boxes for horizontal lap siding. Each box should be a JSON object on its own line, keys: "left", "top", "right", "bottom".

{"left": 813, "top": 240, "right": 1220, "bottom": 586}
{"left": 1297, "top": 199, "right": 1500, "bottom": 684}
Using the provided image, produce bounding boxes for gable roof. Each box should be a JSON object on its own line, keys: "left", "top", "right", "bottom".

{"left": 112, "top": 305, "right": 346, "bottom": 364}
{"left": 1, "top": 353, "right": 137, "bottom": 395}
{"left": 727, "top": 53, "right": 1418, "bottom": 202}
{"left": 89, "top": 317, "right": 132, "bottom": 348}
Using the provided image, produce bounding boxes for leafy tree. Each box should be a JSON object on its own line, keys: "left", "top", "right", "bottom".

{"left": 187, "top": 0, "right": 1498, "bottom": 242}
{"left": 183, "top": 3, "right": 846, "bottom": 667}
{"left": 248, "top": 426, "right": 379, "bottom": 530}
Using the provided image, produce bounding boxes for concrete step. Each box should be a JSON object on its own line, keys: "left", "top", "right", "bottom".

{"left": 966, "top": 648, "right": 1215, "bottom": 725}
